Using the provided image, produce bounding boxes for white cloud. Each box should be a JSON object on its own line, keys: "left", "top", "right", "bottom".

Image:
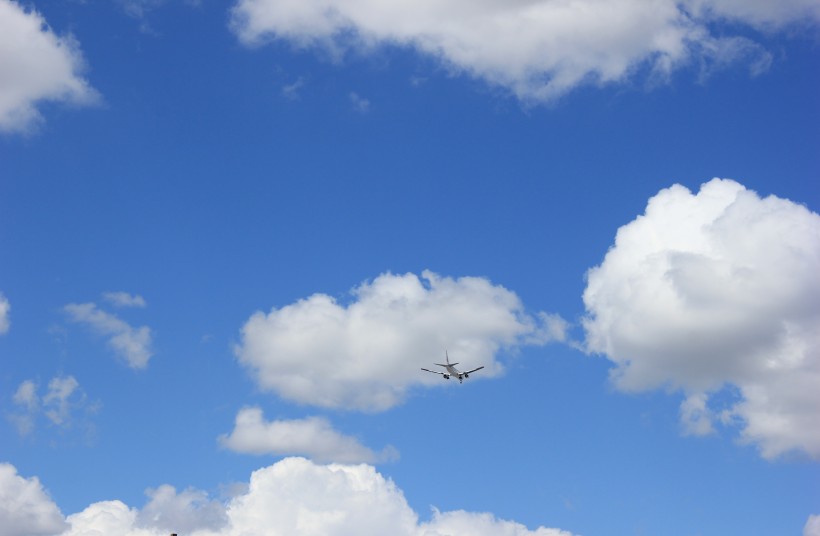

{"left": 0, "top": 463, "right": 67, "bottom": 536}
{"left": 102, "top": 292, "right": 147, "bottom": 309}
{"left": 136, "top": 485, "right": 228, "bottom": 534}
{"left": 420, "top": 509, "right": 576, "bottom": 536}
{"left": 0, "top": 293, "right": 9, "bottom": 334}
{"left": 0, "top": 0, "right": 97, "bottom": 134}
{"left": 43, "top": 376, "right": 81, "bottom": 427}
{"left": 281, "top": 76, "right": 306, "bottom": 100}
{"left": 8, "top": 375, "right": 96, "bottom": 437}
{"left": 235, "top": 270, "right": 564, "bottom": 411}
{"left": 228, "top": 0, "right": 814, "bottom": 103}
{"left": 224, "top": 457, "right": 418, "bottom": 535}
{"left": 687, "top": 0, "right": 820, "bottom": 28}
{"left": 63, "top": 501, "right": 144, "bottom": 536}
{"left": 52, "top": 457, "right": 576, "bottom": 536}
{"left": 679, "top": 392, "right": 715, "bottom": 437}
{"left": 9, "top": 380, "right": 39, "bottom": 436}
{"left": 65, "top": 302, "right": 153, "bottom": 369}
{"left": 805, "top": 515, "right": 820, "bottom": 536}
{"left": 349, "top": 91, "right": 370, "bottom": 113}
{"left": 583, "top": 178, "right": 820, "bottom": 459}
{"left": 118, "top": 0, "right": 167, "bottom": 20}
{"left": 219, "top": 407, "right": 399, "bottom": 463}
{"left": 12, "top": 380, "right": 38, "bottom": 411}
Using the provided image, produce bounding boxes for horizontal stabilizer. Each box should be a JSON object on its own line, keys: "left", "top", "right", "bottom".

{"left": 435, "top": 362, "right": 458, "bottom": 367}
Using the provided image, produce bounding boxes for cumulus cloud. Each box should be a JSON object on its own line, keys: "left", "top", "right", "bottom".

{"left": 219, "top": 407, "right": 399, "bottom": 463}
{"left": 583, "top": 178, "right": 820, "bottom": 459}
{"left": 49, "top": 457, "right": 576, "bottom": 535}
{"left": 228, "top": 0, "right": 815, "bottom": 102}
{"left": 805, "top": 515, "right": 820, "bottom": 536}
{"left": 102, "top": 291, "right": 147, "bottom": 309}
{"left": 65, "top": 302, "right": 153, "bottom": 369}
{"left": 136, "top": 485, "right": 228, "bottom": 534}
{"left": 62, "top": 500, "right": 142, "bottom": 536}
{"left": 0, "top": 463, "right": 67, "bottom": 536}
{"left": 235, "top": 270, "right": 565, "bottom": 411}
{"left": 0, "top": 0, "right": 97, "bottom": 134}
{"left": 8, "top": 376, "right": 96, "bottom": 437}
{"left": 0, "top": 293, "right": 9, "bottom": 334}
{"left": 420, "top": 509, "right": 576, "bottom": 536}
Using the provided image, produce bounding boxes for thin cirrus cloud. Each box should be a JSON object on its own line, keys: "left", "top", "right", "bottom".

{"left": 228, "top": 0, "right": 818, "bottom": 102}
{"left": 64, "top": 298, "right": 153, "bottom": 369}
{"left": 0, "top": 0, "right": 98, "bottom": 134}
{"left": 235, "top": 270, "right": 567, "bottom": 412}
{"left": 219, "top": 407, "right": 398, "bottom": 464}
{"left": 1, "top": 459, "right": 577, "bottom": 536}
{"left": 582, "top": 178, "right": 820, "bottom": 460}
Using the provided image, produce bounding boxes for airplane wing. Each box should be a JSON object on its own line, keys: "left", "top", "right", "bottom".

{"left": 464, "top": 366, "right": 484, "bottom": 375}
{"left": 421, "top": 368, "right": 447, "bottom": 376}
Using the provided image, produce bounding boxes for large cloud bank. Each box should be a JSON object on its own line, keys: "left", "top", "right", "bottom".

{"left": 583, "top": 178, "right": 820, "bottom": 459}
{"left": 236, "top": 270, "right": 566, "bottom": 411}
{"left": 229, "top": 0, "right": 818, "bottom": 102}
{"left": 1, "top": 459, "right": 575, "bottom": 536}
{"left": 0, "top": 0, "right": 97, "bottom": 134}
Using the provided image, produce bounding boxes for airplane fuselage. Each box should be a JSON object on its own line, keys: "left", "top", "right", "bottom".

{"left": 441, "top": 364, "right": 468, "bottom": 383}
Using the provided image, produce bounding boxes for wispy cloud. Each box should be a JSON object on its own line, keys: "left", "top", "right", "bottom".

{"left": 8, "top": 376, "right": 98, "bottom": 438}
{"left": 102, "top": 291, "right": 147, "bottom": 309}
{"left": 348, "top": 92, "right": 370, "bottom": 113}
{"left": 65, "top": 302, "right": 153, "bottom": 369}
{"left": 219, "top": 407, "right": 398, "bottom": 464}
{"left": 281, "top": 77, "right": 306, "bottom": 100}
{"left": 10, "top": 380, "right": 38, "bottom": 436}
{"left": 679, "top": 392, "right": 715, "bottom": 437}
{"left": 43, "top": 376, "right": 82, "bottom": 427}
{"left": 0, "top": 292, "right": 9, "bottom": 334}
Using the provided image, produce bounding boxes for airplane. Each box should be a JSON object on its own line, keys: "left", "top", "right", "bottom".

{"left": 421, "top": 351, "right": 484, "bottom": 384}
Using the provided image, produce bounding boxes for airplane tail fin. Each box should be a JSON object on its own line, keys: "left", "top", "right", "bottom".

{"left": 436, "top": 350, "right": 458, "bottom": 367}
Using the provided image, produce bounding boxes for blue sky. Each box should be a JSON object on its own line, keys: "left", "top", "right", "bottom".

{"left": 1, "top": 1, "right": 819, "bottom": 535}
